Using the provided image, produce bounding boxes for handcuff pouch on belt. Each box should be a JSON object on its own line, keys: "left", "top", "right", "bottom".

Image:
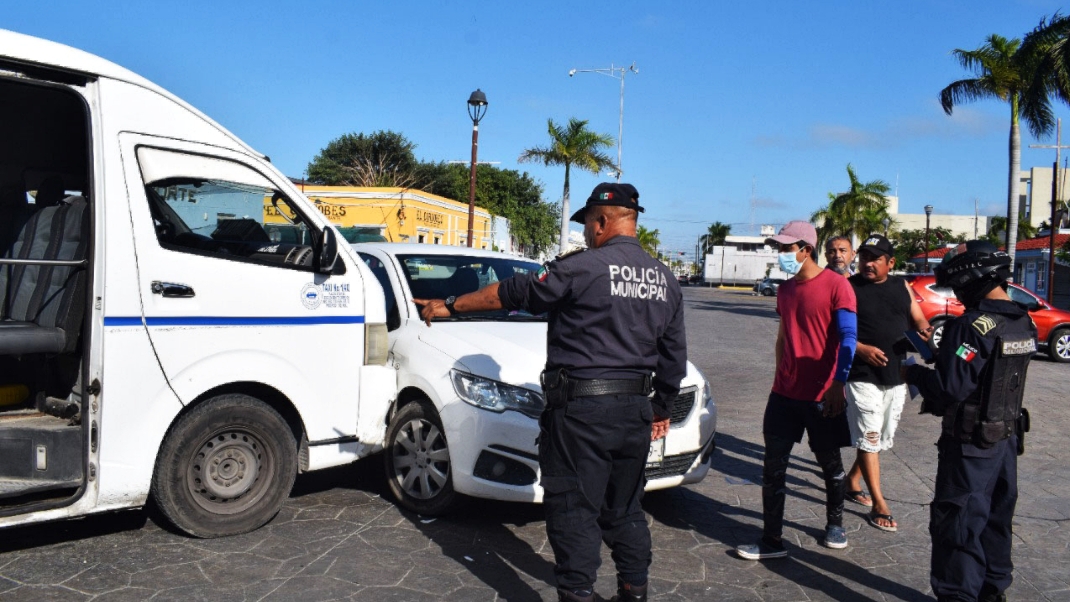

{"left": 540, "top": 368, "right": 569, "bottom": 409}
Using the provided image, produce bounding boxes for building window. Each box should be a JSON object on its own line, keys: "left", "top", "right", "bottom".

{"left": 434, "top": 236, "right": 441, "bottom": 245}
{"left": 417, "top": 234, "right": 425, "bottom": 244}
{"left": 1037, "top": 260, "right": 1047, "bottom": 294}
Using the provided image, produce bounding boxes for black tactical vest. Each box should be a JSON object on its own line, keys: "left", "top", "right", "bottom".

{"left": 943, "top": 312, "right": 1036, "bottom": 448}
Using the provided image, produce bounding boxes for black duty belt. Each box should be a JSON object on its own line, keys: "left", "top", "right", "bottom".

{"left": 567, "top": 377, "right": 652, "bottom": 398}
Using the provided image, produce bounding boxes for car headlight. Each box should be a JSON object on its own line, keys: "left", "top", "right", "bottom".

{"left": 703, "top": 379, "right": 713, "bottom": 405}
{"left": 451, "top": 370, "right": 545, "bottom": 418}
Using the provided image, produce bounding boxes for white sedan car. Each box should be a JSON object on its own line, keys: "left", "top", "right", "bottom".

{"left": 354, "top": 243, "right": 717, "bottom": 515}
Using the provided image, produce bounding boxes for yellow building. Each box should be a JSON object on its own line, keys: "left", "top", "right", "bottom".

{"left": 266, "top": 186, "right": 494, "bottom": 248}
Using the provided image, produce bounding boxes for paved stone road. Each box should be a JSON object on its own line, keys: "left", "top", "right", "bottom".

{"left": 1, "top": 287, "right": 1068, "bottom": 601}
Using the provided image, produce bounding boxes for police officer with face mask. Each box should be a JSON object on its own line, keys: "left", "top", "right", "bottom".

{"left": 415, "top": 183, "right": 686, "bottom": 602}
{"left": 904, "top": 241, "right": 1036, "bottom": 602}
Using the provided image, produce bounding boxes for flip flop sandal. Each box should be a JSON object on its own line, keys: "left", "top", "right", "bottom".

{"left": 846, "top": 490, "right": 873, "bottom": 507}
{"left": 867, "top": 511, "right": 897, "bottom": 532}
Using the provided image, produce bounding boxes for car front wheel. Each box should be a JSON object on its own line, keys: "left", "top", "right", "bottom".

{"left": 384, "top": 400, "right": 459, "bottom": 515}
{"left": 1050, "top": 328, "right": 1070, "bottom": 363}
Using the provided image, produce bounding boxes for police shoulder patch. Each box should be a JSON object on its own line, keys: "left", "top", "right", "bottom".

{"left": 972, "top": 315, "right": 997, "bottom": 336}
{"left": 536, "top": 265, "right": 549, "bottom": 282}
{"left": 1001, "top": 338, "right": 1036, "bottom": 356}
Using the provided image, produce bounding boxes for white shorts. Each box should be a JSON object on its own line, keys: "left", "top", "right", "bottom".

{"left": 845, "top": 381, "right": 906, "bottom": 453}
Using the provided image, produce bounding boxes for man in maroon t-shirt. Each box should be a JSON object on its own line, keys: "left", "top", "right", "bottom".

{"left": 737, "top": 220, "right": 858, "bottom": 560}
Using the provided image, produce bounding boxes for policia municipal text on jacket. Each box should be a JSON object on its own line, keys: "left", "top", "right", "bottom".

{"left": 905, "top": 240, "right": 1035, "bottom": 602}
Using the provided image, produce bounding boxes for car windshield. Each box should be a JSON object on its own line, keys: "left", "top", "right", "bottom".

{"left": 397, "top": 254, "right": 545, "bottom": 321}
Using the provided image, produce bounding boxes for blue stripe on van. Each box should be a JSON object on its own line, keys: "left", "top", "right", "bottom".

{"left": 104, "top": 316, "right": 365, "bottom": 327}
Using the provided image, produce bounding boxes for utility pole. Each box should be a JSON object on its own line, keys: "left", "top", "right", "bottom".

{"left": 1028, "top": 118, "right": 1069, "bottom": 303}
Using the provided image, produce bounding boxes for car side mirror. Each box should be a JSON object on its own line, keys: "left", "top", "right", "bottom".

{"left": 317, "top": 227, "right": 339, "bottom": 274}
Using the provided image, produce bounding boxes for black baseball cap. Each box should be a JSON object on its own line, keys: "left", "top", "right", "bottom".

{"left": 569, "top": 182, "right": 645, "bottom": 223}
{"left": 858, "top": 234, "right": 894, "bottom": 258}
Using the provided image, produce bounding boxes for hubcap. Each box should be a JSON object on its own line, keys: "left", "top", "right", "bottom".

{"left": 391, "top": 418, "right": 450, "bottom": 500}
{"left": 932, "top": 324, "right": 944, "bottom": 348}
{"left": 187, "top": 430, "right": 271, "bottom": 514}
{"left": 1056, "top": 333, "right": 1070, "bottom": 360}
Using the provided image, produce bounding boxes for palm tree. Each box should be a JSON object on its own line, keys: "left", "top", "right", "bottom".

{"left": 636, "top": 225, "right": 660, "bottom": 258}
{"left": 987, "top": 215, "right": 1039, "bottom": 244}
{"left": 699, "top": 222, "right": 731, "bottom": 255}
{"left": 938, "top": 16, "right": 1070, "bottom": 270}
{"left": 811, "top": 164, "right": 893, "bottom": 246}
{"left": 518, "top": 118, "right": 616, "bottom": 254}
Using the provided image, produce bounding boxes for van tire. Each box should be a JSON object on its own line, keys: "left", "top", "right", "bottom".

{"left": 151, "top": 394, "right": 297, "bottom": 538}
{"left": 384, "top": 400, "right": 459, "bottom": 515}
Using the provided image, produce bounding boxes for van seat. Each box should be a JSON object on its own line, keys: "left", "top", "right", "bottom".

{"left": 0, "top": 196, "right": 89, "bottom": 355}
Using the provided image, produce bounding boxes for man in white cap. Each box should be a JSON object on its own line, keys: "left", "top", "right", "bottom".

{"left": 737, "top": 220, "right": 857, "bottom": 559}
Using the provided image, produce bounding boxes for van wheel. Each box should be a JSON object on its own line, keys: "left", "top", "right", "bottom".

{"left": 384, "top": 400, "right": 459, "bottom": 515}
{"left": 1050, "top": 328, "right": 1070, "bottom": 363}
{"left": 761, "top": 288, "right": 773, "bottom": 297}
{"left": 931, "top": 320, "right": 946, "bottom": 349}
{"left": 152, "top": 394, "right": 297, "bottom": 538}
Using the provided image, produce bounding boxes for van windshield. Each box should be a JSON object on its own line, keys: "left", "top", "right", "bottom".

{"left": 397, "top": 254, "right": 545, "bottom": 321}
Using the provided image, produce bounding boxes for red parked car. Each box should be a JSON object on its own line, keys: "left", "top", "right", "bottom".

{"left": 907, "top": 275, "right": 1070, "bottom": 363}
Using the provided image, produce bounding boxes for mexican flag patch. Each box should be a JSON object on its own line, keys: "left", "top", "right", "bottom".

{"left": 537, "top": 266, "right": 548, "bottom": 282}
{"left": 955, "top": 343, "right": 977, "bottom": 362}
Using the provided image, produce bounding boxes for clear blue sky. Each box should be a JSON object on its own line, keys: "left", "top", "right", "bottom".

{"left": 5, "top": 1, "right": 1069, "bottom": 255}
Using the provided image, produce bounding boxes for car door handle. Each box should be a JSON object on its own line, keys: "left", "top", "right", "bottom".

{"left": 151, "top": 281, "right": 196, "bottom": 298}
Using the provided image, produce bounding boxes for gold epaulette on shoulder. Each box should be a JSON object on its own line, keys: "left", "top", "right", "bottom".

{"left": 971, "top": 314, "right": 998, "bottom": 336}
{"left": 555, "top": 247, "right": 585, "bottom": 261}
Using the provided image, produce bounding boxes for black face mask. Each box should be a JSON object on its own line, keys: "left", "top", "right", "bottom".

{"left": 954, "top": 279, "right": 1000, "bottom": 309}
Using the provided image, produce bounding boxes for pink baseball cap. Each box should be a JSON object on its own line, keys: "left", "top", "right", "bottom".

{"left": 766, "top": 220, "right": 818, "bottom": 248}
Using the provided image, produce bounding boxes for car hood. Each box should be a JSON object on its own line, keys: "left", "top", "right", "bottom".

{"left": 417, "top": 321, "right": 547, "bottom": 391}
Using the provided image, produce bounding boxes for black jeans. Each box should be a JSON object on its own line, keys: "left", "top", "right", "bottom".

{"left": 539, "top": 394, "right": 653, "bottom": 591}
{"left": 930, "top": 435, "right": 1018, "bottom": 601}
{"left": 761, "top": 392, "right": 850, "bottom": 541}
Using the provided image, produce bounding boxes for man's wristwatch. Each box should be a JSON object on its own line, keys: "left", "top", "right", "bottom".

{"left": 444, "top": 296, "right": 458, "bottom": 316}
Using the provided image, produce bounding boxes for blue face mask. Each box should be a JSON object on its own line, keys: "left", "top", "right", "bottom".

{"left": 778, "top": 251, "right": 805, "bottom": 275}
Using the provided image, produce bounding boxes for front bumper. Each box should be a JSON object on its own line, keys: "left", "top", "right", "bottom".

{"left": 440, "top": 385, "right": 718, "bottom": 504}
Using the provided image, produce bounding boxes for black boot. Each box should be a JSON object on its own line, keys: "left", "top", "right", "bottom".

{"left": 557, "top": 587, "right": 595, "bottom": 602}
{"left": 978, "top": 583, "right": 1007, "bottom": 602}
{"left": 609, "top": 577, "right": 648, "bottom": 602}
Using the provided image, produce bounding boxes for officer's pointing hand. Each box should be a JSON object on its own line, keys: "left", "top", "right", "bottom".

{"left": 413, "top": 299, "right": 449, "bottom": 326}
{"left": 651, "top": 417, "right": 670, "bottom": 441}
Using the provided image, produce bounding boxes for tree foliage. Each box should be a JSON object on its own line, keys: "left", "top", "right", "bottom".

{"left": 986, "top": 214, "right": 1038, "bottom": 245}
{"left": 889, "top": 227, "right": 965, "bottom": 271}
{"left": 423, "top": 163, "right": 560, "bottom": 258}
{"left": 811, "top": 164, "right": 893, "bottom": 246}
{"left": 939, "top": 14, "right": 1070, "bottom": 269}
{"left": 518, "top": 118, "right": 616, "bottom": 254}
{"left": 636, "top": 225, "right": 660, "bottom": 258}
{"left": 307, "top": 131, "right": 422, "bottom": 187}
{"left": 700, "top": 222, "right": 731, "bottom": 255}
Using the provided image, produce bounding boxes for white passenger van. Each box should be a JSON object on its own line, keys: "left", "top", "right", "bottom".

{"left": 0, "top": 30, "right": 395, "bottom": 537}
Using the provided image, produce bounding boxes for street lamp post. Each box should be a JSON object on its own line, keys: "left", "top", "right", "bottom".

{"left": 466, "top": 89, "right": 488, "bottom": 248}
{"left": 924, "top": 205, "right": 934, "bottom": 273}
{"left": 568, "top": 63, "right": 638, "bottom": 181}
{"left": 882, "top": 217, "right": 890, "bottom": 237}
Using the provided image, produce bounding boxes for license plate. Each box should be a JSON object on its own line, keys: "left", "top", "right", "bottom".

{"left": 647, "top": 437, "right": 666, "bottom": 465}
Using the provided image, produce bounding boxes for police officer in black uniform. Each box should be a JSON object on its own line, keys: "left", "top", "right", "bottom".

{"left": 904, "top": 241, "right": 1035, "bottom": 602}
{"left": 416, "top": 183, "right": 686, "bottom": 602}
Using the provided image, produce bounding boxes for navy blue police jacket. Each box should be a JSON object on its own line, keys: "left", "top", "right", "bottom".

{"left": 906, "top": 298, "right": 1034, "bottom": 418}
{"left": 497, "top": 235, "right": 687, "bottom": 417}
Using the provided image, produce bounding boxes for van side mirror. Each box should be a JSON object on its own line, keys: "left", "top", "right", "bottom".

{"left": 317, "top": 227, "right": 339, "bottom": 274}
